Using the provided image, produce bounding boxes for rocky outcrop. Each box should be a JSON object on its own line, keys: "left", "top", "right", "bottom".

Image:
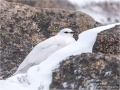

{"left": 6, "top": 0, "right": 76, "bottom": 11}
{"left": 50, "top": 53, "right": 120, "bottom": 90}
{"left": 93, "top": 25, "right": 120, "bottom": 54}
{"left": 0, "top": 0, "right": 102, "bottom": 79}
{"left": 50, "top": 24, "right": 120, "bottom": 89}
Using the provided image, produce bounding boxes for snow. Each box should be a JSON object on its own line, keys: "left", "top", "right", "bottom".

{"left": 68, "top": 0, "right": 120, "bottom": 6}
{"left": 77, "top": 76, "right": 82, "bottom": 79}
{"left": 86, "top": 79, "right": 101, "bottom": 90}
{"left": 0, "top": 23, "right": 120, "bottom": 90}
{"left": 70, "top": 82, "right": 75, "bottom": 88}
{"left": 62, "top": 82, "right": 68, "bottom": 88}
{"left": 77, "top": 7, "right": 108, "bottom": 24}
{"left": 68, "top": 0, "right": 120, "bottom": 24}
{"left": 74, "top": 69, "right": 81, "bottom": 74}
{"left": 104, "top": 71, "right": 112, "bottom": 77}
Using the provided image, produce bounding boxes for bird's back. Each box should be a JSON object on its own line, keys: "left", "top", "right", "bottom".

{"left": 13, "top": 35, "right": 76, "bottom": 75}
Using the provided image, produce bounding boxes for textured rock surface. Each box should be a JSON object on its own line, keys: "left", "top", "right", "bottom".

{"left": 50, "top": 25, "right": 120, "bottom": 89}
{"left": 93, "top": 25, "right": 120, "bottom": 54}
{"left": 0, "top": 0, "right": 102, "bottom": 79}
{"left": 6, "top": 0, "right": 76, "bottom": 11}
{"left": 50, "top": 53, "right": 120, "bottom": 90}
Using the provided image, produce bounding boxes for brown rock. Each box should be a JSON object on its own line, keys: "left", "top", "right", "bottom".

{"left": 50, "top": 53, "right": 120, "bottom": 90}
{"left": 0, "top": 0, "right": 102, "bottom": 79}
{"left": 6, "top": 0, "right": 76, "bottom": 11}
{"left": 93, "top": 25, "right": 120, "bottom": 54}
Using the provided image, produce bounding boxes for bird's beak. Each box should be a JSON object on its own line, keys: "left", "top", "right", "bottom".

{"left": 70, "top": 31, "right": 75, "bottom": 34}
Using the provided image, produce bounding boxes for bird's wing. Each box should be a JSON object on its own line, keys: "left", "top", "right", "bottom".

{"left": 13, "top": 36, "right": 67, "bottom": 75}
{"left": 17, "top": 63, "right": 36, "bottom": 74}
{"left": 25, "top": 36, "right": 66, "bottom": 62}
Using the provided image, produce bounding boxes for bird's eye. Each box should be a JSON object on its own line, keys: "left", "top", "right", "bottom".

{"left": 64, "top": 32, "right": 68, "bottom": 34}
{"left": 64, "top": 31, "right": 75, "bottom": 34}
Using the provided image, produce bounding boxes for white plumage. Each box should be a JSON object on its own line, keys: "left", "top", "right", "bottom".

{"left": 13, "top": 28, "right": 76, "bottom": 75}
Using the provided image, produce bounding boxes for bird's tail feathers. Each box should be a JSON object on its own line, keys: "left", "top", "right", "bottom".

{"left": 12, "top": 63, "right": 36, "bottom": 76}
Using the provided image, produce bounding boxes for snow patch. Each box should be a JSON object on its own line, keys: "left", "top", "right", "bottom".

{"left": 104, "top": 71, "right": 112, "bottom": 77}
{"left": 62, "top": 82, "right": 68, "bottom": 88}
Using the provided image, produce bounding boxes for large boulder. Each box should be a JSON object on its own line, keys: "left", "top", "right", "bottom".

{"left": 0, "top": 0, "right": 102, "bottom": 79}
{"left": 93, "top": 25, "right": 120, "bottom": 54}
{"left": 50, "top": 24, "right": 120, "bottom": 89}
{"left": 6, "top": 0, "right": 76, "bottom": 11}
{"left": 50, "top": 53, "right": 119, "bottom": 90}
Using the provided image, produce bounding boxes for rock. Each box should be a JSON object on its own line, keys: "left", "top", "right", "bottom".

{"left": 50, "top": 24, "right": 120, "bottom": 89}
{"left": 93, "top": 25, "right": 120, "bottom": 54}
{"left": 50, "top": 53, "right": 120, "bottom": 90}
{"left": 6, "top": 0, "right": 76, "bottom": 11}
{"left": 0, "top": 0, "right": 102, "bottom": 79}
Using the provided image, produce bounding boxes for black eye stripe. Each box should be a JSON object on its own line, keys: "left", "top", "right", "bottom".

{"left": 64, "top": 32, "right": 69, "bottom": 33}
{"left": 64, "top": 32, "right": 75, "bottom": 34}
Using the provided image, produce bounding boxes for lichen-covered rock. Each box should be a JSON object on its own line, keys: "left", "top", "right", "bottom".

{"left": 6, "top": 0, "right": 76, "bottom": 11}
{"left": 50, "top": 53, "right": 120, "bottom": 90}
{"left": 0, "top": 0, "right": 102, "bottom": 79}
{"left": 93, "top": 25, "right": 120, "bottom": 54}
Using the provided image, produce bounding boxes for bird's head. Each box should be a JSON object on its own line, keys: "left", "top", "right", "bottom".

{"left": 57, "top": 28, "right": 75, "bottom": 37}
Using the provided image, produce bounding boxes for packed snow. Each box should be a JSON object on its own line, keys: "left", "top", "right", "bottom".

{"left": 13, "top": 28, "right": 76, "bottom": 75}
{"left": 104, "top": 71, "right": 112, "bottom": 77}
{"left": 0, "top": 23, "right": 120, "bottom": 90}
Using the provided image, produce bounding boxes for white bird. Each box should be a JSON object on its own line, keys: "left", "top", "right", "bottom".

{"left": 13, "top": 28, "right": 76, "bottom": 75}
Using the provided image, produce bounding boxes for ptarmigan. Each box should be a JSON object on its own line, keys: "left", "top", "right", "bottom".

{"left": 13, "top": 28, "right": 76, "bottom": 75}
